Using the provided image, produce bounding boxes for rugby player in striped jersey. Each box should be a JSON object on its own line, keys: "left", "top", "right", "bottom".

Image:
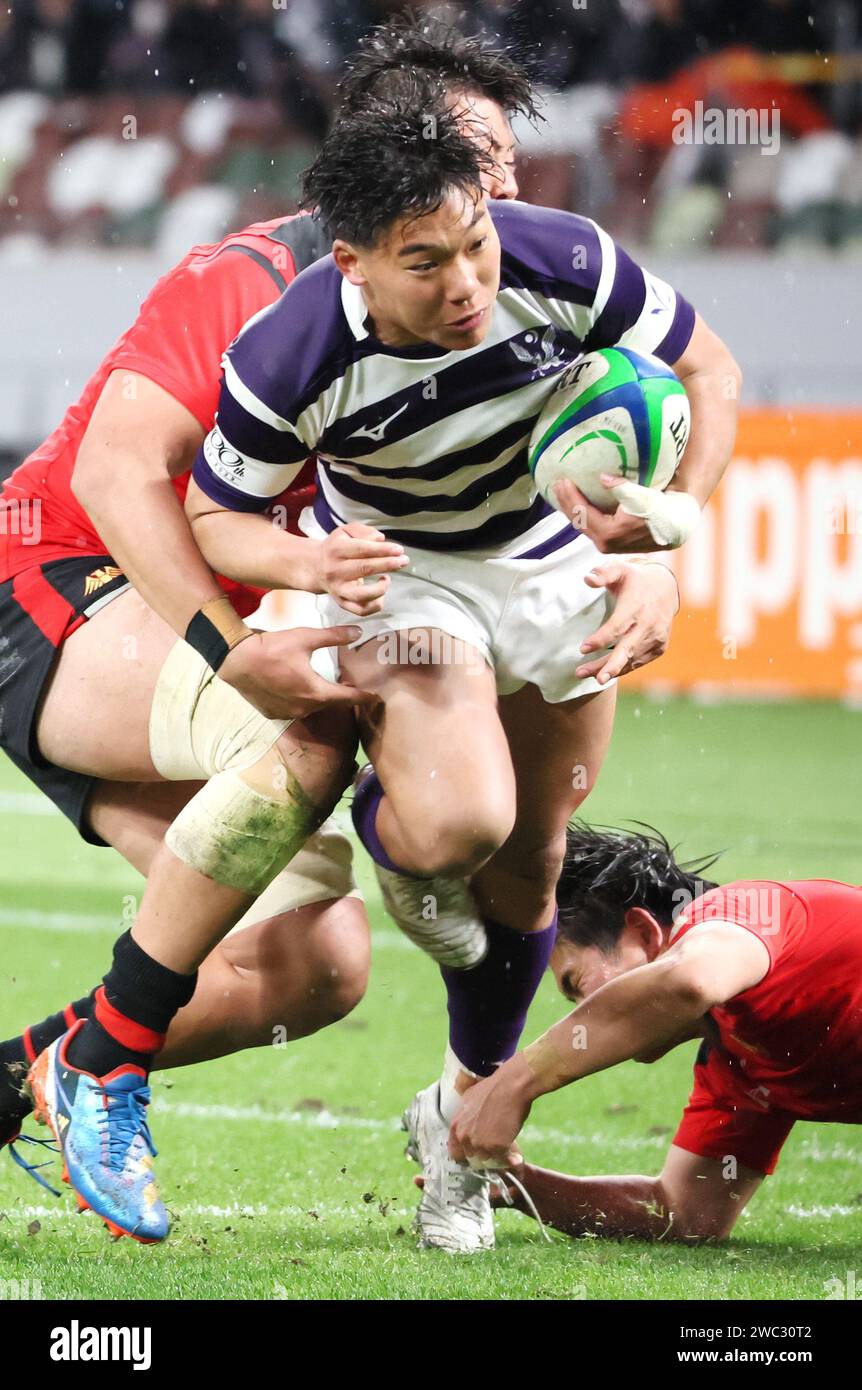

{"left": 184, "top": 97, "right": 741, "bottom": 1251}
{"left": 2, "top": 22, "right": 678, "bottom": 1244}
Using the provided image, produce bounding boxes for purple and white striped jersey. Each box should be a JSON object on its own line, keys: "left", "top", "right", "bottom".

{"left": 192, "top": 200, "right": 695, "bottom": 556}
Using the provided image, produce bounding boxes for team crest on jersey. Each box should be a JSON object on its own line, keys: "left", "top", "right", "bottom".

{"left": 83, "top": 565, "right": 123, "bottom": 596}
{"left": 509, "top": 326, "right": 571, "bottom": 378}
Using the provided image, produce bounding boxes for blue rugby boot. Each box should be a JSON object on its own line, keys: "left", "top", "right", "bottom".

{"left": 28, "top": 1020, "right": 168, "bottom": 1243}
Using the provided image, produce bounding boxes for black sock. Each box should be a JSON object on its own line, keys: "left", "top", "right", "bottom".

{"left": 0, "top": 994, "right": 94, "bottom": 1119}
{"left": 66, "top": 932, "right": 196, "bottom": 1077}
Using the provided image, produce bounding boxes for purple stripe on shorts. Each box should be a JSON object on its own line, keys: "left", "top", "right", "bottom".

{"left": 515, "top": 523, "right": 581, "bottom": 559}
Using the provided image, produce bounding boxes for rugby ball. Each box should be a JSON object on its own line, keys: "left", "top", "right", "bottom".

{"left": 528, "top": 347, "right": 690, "bottom": 512}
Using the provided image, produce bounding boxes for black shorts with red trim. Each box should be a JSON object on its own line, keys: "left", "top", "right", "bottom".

{"left": 0, "top": 553, "right": 131, "bottom": 846}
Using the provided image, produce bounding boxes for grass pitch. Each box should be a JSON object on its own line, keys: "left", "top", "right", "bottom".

{"left": 0, "top": 694, "right": 860, "bottom": 1301}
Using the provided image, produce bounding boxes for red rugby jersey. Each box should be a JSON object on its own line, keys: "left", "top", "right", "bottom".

{"left": 671, "top": 879, "right": 862, "bottom": 1122}
{"left": 0, "top": 214, "right": 330, "bottom": 620}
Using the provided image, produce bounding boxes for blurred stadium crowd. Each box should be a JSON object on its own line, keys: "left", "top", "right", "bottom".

{"left": 0, "top": 0, "right": 861, "bottom": 256}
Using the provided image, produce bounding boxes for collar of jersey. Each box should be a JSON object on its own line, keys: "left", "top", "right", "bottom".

{"left": 340, "top": 279, "right": 456, "bottom": 362}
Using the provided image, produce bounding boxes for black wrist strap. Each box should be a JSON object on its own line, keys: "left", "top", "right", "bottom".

{"left": 184, "top": 598, "right": 253, "bottom": 673}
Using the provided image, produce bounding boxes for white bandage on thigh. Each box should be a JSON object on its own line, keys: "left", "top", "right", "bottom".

{"left": 149, "top": 638, "right": 290, "bottom": 782}
{"left": 228, "top": 820, "right": 362, "bottom": 934}
{"left": 149, "top": 639, "right": 316, "bottom": 896}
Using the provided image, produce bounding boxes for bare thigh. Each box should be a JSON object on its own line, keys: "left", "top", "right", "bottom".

{"left": 341, "top": 632, "right": 515, "bottom": 876}
{"left": 36, "top": 589, "right": 180, "bottom": 779}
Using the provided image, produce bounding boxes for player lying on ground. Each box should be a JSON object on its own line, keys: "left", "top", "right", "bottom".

{"left": 185, "top": 95, "right": 741, "bottom": 1252}
{"left": 1, "top": 22, "right": 673, "bottom": 1243}
{"left": 447, "top": 823, "right": 862, "bottom": 1242}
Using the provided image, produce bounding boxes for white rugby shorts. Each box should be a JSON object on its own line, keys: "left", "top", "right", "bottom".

{"left": 308, "top": 529, "right": 616, "bottom": 704}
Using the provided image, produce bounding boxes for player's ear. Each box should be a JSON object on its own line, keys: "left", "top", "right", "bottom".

{"left": 622, "top": 906, "right": 664, "bottom": 961}
{"left": 333, "top": 240, "right": 367, "bottom": 287}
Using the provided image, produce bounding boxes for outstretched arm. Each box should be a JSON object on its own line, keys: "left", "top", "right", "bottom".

{"left": 449, "top": 922, "right": 769, "bottom": 1165}
{"left": 498, "top": 1146, "right": 764, "bottom": 1243}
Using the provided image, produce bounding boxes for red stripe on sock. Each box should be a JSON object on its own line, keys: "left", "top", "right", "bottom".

{"left": 93, "top": 986, "right": 165, "bottom": 1056}
{"left": 22, "top": 1027, "right": 36, "bottom": 1064}
{"left": 63, "top": 1003, "right": 77, "bottom": 1029}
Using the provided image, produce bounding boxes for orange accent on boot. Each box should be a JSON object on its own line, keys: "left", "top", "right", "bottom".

{"left": 26, "top": 1049, "right": 51, "bottom": 1126}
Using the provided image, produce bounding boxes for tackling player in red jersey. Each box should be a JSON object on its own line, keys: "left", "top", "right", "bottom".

{"left": 0, "top": 211, "right": 376, "bottom": 1176}
{"left": 449, "top": 824, "right": 862, "bottom": 1241}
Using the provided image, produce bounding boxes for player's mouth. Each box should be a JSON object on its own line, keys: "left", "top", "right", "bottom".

{"left": 446, "top": 306, "right": 487, "bottom": 334}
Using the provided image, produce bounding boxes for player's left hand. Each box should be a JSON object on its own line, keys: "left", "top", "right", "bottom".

{"left": 576, "top": 558, "right": 679, "bottom": 685}
{"left": 448, "top": 1056, "right": 533, "bottom": 1169}
{"left": 555, "top": 477, "right": 699, "bottom": 553}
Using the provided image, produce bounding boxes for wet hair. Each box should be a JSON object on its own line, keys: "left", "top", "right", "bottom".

{"left": 337, "top": 12, "right": 542, "bottom": 126}
{"left": 556, "top": 822, "right": 721, "bottom": 956}
{"left": 301, "top": 98, "right": 494, "bottom": 247}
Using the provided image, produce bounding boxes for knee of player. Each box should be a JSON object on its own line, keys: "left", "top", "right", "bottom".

{"left": 673, "top": 1212, "right": 736, "bottom": 1244}
{"left": 308, "top": 901, "right": 371, "bottom": 1021}
{"left": 409, "top": 814, "right": 513, "bottom": 878}
{"left": 495, "top": 831, "right": 567, "bottom": 896}
{"left": 657, "top": 1183, "right": 738, "bottom": 1243}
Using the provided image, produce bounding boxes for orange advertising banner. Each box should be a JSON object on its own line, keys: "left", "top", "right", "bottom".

{"left": 262, "top": 410, "right": 862, "bottom": 701}
{"left": 628, "top": 410, "right": 862, "bottom": 700}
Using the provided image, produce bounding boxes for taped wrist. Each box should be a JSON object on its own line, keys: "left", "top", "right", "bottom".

{"left": 521, "top": 1032, "right": 574, "bottom": 1092}
{"left": 612, "top": 482, "right": 701, "bottom": 548}
{"left": 185, "top": 596, "right": 254, "bottom": 673}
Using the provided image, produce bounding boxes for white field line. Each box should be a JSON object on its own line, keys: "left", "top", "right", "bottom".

{"left": 5, "top": 1201, "right": 855, "bottom": 1228}
{"left": 0, "top": 906, "right": 414, "bottom": 950}
{"left": 798, "top": 1139, "right": 862, "bottom": 1165}
{"left": 150, "top": 1097, "right": 666, "bottom": 1153}
{"left": 785, "top": 1204, "right": 862, "bottom": 1220}
{"left": 0, "top": 790, "right": 355, "bottom": 836}
{"left": 0, "top": 908, "right": 120, "bottom": 933}
{"left": 0, "top": 1200, "right": 345, "bottom": 1222}
{"left": 0, "top": 792, "right": 60, "bottom": 817}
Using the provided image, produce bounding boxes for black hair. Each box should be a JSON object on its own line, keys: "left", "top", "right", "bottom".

{"left": 337, "top": 11, "right": 542, "bottom": 126}
{"left": 556, "top": 822, "right": 721, "bottom": 956}
{"left": 301, "top": 99, "right": 494, "bottom": 247}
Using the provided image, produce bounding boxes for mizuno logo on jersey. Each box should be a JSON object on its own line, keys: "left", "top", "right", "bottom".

{"left": 348, "top": 401, "right": 409, "bottom": 442}
{"left": 84, "top": 566, "right": 123, "bottom": 596}
{"left": 649, "top": 281, "right": 671, "bottom": 314}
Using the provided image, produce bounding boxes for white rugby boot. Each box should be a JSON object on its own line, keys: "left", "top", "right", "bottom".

{"left": 402, "top": 1082, "right": 495, "bottom": 1253}
{"left": 375, "top": 865, "right": 488, "bottom": 969}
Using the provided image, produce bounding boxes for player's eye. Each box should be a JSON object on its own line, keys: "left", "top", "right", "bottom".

{"left": 407, "top": 261, "right": 437, "bottom": 274}
{"left": 470, "top": 236, "right": 488, "bottom": 253}
{"left": 561, "top": 971, "right": 581, "bottom": 1003}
